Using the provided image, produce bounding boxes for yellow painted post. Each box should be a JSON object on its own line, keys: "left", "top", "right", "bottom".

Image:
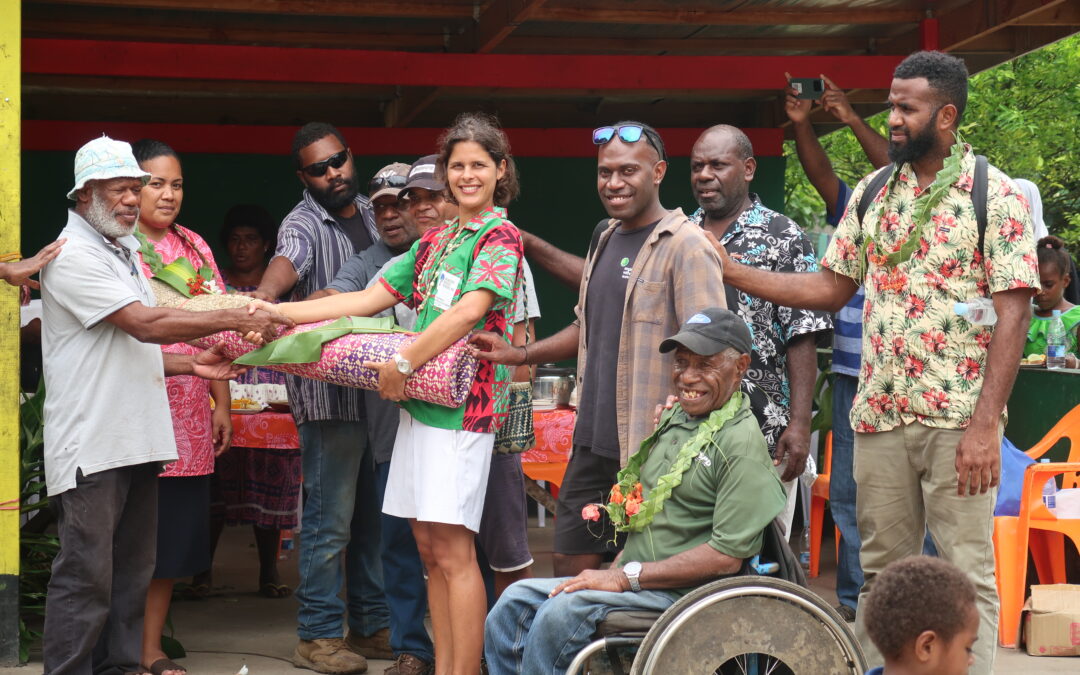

{"left": 0, "top": 0, "right": 20, "bottom": 664}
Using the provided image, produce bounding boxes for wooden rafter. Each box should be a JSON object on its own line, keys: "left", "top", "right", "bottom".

{"left": 23, "top": 0, "right": 473, "bottom": 19}
{"left": 531, "top": 5, "right": 922, "bottom": 26}
{"left": 28, "top": 0, "right": 923, "bottom": 26}
{"left": 23, "top": 39, "right": 904, "bottom": 91}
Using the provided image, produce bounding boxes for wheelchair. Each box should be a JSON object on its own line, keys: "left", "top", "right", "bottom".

{"left": 565, "top": 523, "right": 866, "bottom": 675}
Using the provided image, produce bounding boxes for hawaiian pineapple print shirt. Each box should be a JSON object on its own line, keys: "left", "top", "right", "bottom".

{"left": 690, "top": 196, "right": 832, "bottom": 455}
{"left": 381, "top": 207, "right": 522, "bottom": 434}
{"left": 821, "top": 147, "right": 1038, "bottom": 433}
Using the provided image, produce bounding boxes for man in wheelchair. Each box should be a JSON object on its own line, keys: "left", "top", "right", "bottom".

{"left": 484, "top": 307, "right": 788, "bottom": 674}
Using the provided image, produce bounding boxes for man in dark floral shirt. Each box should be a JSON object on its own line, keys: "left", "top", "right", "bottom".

{"left": 688, "top": 125, "right": 831, "bottom": 530}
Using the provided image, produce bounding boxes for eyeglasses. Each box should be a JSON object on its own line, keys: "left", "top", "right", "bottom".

{"left": 592, "top": 125, "right": 666, "bottom": 160}
{"left": 369, "top": 174, "right": 408, "bottom": 193}
{"left": 301, "top": 149, "right": 349, "bottom": 178}
{"left": 400, "top": 190, "right": 445, "bottom": 206}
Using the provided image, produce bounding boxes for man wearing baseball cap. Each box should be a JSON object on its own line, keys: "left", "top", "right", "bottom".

{"left": 484, "top": 307, "right": 786, "bottom": 673}
{"left": 40, "top": 136, "right": 288, "bottom": 674}
{"left": 398, "top": 154, "right": 456, "bottom": 234}
{"left": 311, "top": 161, "right": 430, "bottom": 674}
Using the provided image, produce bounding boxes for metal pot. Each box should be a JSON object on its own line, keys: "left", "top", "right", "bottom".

{"left": 533, "top": 364, "right": 575, "bottom": 408}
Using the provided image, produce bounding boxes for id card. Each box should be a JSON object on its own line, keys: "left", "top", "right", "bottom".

{"left": 433, "top": 270, "right": 462, "bottom": 310}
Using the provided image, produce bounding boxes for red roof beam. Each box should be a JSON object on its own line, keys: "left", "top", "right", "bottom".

{"left": 23, "top": 39, "right": 904, "bottom": 91}
{"left": 21, "top": 120, "right": 786, "bottom": 157}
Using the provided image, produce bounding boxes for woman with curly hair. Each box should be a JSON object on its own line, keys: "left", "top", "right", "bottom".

{"left": 250, "top": 113, "right": 523, "bottom": 674}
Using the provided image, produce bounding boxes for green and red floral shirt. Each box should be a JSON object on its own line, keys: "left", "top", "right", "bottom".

{"left": 821, "top": 147, "right": 1038, "bottom": 433}
{"left": 380, "top": 207, "right": 522, "bottom": 434}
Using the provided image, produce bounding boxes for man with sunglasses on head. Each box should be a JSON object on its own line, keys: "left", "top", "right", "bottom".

{"left": 472, "top": 121, "right": 726, "bottom": 578}
{"left": 250, "top": 123, "right": 390, "bottom": 674}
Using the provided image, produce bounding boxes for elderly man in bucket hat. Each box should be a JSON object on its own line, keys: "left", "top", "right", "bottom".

{"left": 40, "top": 136, "right": 289, "bottom": 675}
{"left": 483, "top": 307, "right": 787, "bottom": 674}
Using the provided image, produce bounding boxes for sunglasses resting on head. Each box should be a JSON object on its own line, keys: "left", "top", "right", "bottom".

{"left": 592, "top": 125, "right": 666, "bottom": 161}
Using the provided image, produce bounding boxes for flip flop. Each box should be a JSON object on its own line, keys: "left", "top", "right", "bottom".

{"left": 148, "top": 658, "right": 187, "bottom": 675}
{"left": 176, "top": 582, "right": 210, "bottom": 600}
{"left": 259, "top": 582, "right": 292, "bottom": 598}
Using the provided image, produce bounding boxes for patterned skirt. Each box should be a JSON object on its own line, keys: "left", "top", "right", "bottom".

{"left": 210, "top": 446, "right": 302, "bottom": 529}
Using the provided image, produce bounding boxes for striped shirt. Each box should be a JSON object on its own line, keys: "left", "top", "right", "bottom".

{"left": 274, "top": 189, "right": 378, "bottom": 425}
{"left": 829, "top": 179, "right": 864, "bottom": 378}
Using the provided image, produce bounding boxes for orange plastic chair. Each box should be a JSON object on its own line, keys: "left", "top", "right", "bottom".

{"left": 809, "top": 431, "right": 841, "bottom": 579}
{"left": 993, "top": 403, "right": 1080, "bottom": 647}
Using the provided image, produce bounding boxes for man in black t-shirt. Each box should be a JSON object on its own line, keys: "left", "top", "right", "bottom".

{"left": 472, "top": 122, "right": 726, "bottom": 576}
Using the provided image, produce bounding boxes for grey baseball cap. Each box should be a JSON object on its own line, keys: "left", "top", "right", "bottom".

{"left": 401, "top": 154, "right": 445, "bottom": 195}
{"left": 659, "top": 307, "right": 753, "bottom": 356}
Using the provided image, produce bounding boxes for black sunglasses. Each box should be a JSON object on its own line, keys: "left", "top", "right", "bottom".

{"left": 301, "top": 149, "right": 349, "bottom": 177}
{"left": 592, "top": 125, "right": 666, "bottom": 161}
{"left": 369, "top": 174, "right": 408, "bottom": 193}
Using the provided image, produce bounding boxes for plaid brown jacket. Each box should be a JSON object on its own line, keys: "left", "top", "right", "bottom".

{"left": 574, "top": 208, "right": 727, "bottom": 465}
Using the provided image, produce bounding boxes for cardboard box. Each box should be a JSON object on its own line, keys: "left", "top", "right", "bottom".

{"left": 1021, "top": 584, "right": 1080, "bottom": 656}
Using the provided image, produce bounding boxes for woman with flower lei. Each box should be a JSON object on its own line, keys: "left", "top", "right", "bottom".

{"left": 131, "top": 139, "right": 230, "bottom": 675}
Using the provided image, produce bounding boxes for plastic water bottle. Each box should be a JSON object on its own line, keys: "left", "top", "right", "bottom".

{"left": 1040, "top": 458, "right": 1057, "bottom": 513}
{"left": 799, "top": 527, "right": 811, "bottom": 570}
{"left": 1046, "top": 309, "right": 1067, "bottom": 369}
{"left": 954, "top": 298, "right": 997, "bottom": 326}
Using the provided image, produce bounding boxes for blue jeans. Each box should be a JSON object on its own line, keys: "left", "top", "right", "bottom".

{"left": 830, "top": 374, "right": 864, "bottom": 611}
{"left": 484, "top": 578, "right": 676, "bottom": 674}
{"left": 376, "top": 460, "right": 434, "bottom": 662}
{"left": 297, "top": 420, "right": 389, "bottom": 640}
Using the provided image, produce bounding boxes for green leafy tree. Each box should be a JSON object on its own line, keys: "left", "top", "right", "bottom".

{"left": 787, "top": 34, "right": 1080, "bottom": 258}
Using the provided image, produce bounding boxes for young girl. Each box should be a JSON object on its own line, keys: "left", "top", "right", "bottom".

{"left": 131, "top": 139, "right": 231, "bottom": 675}
{"left": 251, "top": 113, "right": 523, "bottom": 675}
{"left": 1025, "top": 235, "right": 1079, "bottom": 368}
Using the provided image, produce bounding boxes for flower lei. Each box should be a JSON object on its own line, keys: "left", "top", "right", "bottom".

{"left": 858, "top": 133, "right": 968, "bottom": 279}
{"left": 582, "top": 392, "right": 744, "bottom": 533}
{"left": 134, "top": 228, "right": 219, "bottom": 297}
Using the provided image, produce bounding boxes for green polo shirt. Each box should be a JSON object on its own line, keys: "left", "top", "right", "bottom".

{"left": 618, "top": 397, "right": 787, "bottom": 596}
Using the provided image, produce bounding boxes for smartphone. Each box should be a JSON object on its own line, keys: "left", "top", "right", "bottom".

{"left": 789, "top": 77, "right": 825, "bottom": 100}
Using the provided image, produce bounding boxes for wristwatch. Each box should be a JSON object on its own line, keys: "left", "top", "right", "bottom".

{"left": 623, "top": 561, "right": 642, "bottom": 592}
{"left": 392, "top": 353, "right": 413, "bottom": 376}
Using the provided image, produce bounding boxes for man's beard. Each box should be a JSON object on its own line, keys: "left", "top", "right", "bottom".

{"left": 85, "top": 190, "right": 138, "bottom": 239}
{"left": 888, "top": 109, "right": 940, "bottom": 166}
{"left": 310, "top": 172, "right": 360, "bottom": 211}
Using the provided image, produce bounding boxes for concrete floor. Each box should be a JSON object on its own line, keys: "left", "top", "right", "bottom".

{"left": 5, "top": 510, "right": 1076, "bottom": 674}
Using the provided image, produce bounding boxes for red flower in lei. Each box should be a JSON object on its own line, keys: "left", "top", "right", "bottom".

{"left": 186, "top": 274, "right": 207, "bottom": 296}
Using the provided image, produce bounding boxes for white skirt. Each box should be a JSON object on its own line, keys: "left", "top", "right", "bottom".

{"left": 383, "top": 410, "right": 495, "bottom": 533}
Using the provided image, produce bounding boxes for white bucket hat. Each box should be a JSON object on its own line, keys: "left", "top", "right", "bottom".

{"left": 67, "top": 135, "right": 151, "bottom": 200}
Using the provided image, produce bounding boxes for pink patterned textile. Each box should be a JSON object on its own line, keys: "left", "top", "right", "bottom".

{"left": 191, "top": 320, "right": 478, "bottom": 409}
{"left": 140, "top": 225, "right": 224, "bottom": 477}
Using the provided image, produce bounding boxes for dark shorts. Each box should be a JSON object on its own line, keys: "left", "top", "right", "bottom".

{"left": 554, "top": 446, "right": 625, "bottom": 557}
{"left": 154, "top": 475, "right": 211, "bottom": 579}
{"left": 477, "top": 452, "right": 533, "bottom": 572}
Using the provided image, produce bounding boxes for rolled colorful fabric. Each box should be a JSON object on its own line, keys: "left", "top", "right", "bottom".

{"left": 153, "top": 280, "right": 478, "bottom": 408}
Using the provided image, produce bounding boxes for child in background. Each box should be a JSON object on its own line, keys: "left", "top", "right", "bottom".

{"left": 1025, "top": 235, "right": 1079, "bottom": 368}
{"left": 863, "top": 556, "right": 978, "bottom": 675}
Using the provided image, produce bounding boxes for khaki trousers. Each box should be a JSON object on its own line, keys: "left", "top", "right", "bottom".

{"left": 852, "top": 423, "right": 999, "bottom": 675}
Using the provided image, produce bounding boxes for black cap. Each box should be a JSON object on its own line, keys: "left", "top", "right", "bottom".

{"left": 402, "top": 154, "right": 444, "bottom": 195}
{"left": 659, "top": 307, "right": 753, "bottom": 356}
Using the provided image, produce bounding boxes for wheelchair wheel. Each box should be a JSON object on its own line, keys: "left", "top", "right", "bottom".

{"left": 630, "top": 577, "right": 866, "bottom": 675}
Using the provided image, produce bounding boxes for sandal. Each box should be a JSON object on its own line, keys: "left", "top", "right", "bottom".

{"left": 147, "top": 658, "right": 187, "bottom": 675}
{"left": 259, "top": 582, "right": 292, "bottom": 598}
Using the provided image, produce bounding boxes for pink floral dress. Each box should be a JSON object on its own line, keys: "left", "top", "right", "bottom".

{"left": 138, "top": 224, "right": 224, "bottom": 477}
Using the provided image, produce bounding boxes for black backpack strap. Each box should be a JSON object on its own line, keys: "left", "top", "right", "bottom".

{"left": 973, "top": 154, "right": 989, "bottom": 256}
{"left": 587, "top": 218, "right": 613, "bottom": 260}
{"left": 856, "top": 164, "right": 895, "bottom": 225}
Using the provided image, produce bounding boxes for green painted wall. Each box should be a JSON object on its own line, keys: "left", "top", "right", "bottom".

{"left": 21, "top": 151, "right": 786, "bottom": 340}
{"left": 1005, "top": 368, "right": 1080, "bottom": 458}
